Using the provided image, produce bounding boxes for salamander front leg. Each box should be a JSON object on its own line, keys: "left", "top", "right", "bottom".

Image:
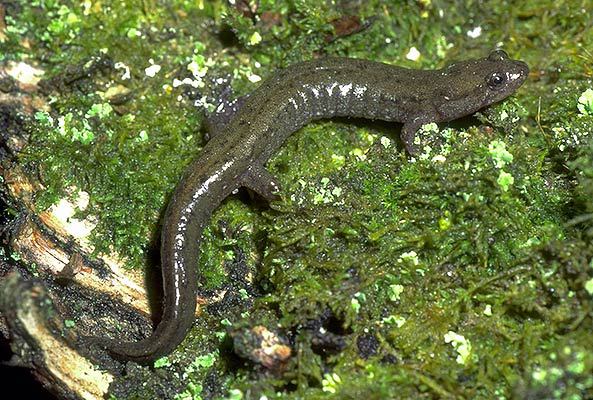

{"left": 204, "top": 96, "right": 249, "bottom": 140}
{"left": 240, "top": 165, "right": 281, "bottom": 202}
{"left": 203, "top": 76, "right": 249, "bottom": 140}
{"left": 401, "top": 119, "right": 423, "bottom": 155}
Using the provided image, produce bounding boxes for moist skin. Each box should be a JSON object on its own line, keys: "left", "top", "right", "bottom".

{"left": 92, "top": 50, "right": 529, "bottom": 363}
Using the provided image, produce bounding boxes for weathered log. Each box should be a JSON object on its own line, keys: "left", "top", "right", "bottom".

{"left": 0, "top": 60, "right": 158, "bottom": 400}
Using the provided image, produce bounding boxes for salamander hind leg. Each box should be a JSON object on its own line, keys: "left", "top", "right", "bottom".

{"left": 401, "top": 116, "right": 436, "bottom": 155}
{"left": 240, "top": 165, "right": 281, "bottom": 202}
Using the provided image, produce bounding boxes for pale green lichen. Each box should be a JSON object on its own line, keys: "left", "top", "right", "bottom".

{"left": 382, "top": 315, "right": 406, "bottom": 327}
{"left": 488, "top": 140, "right": 514, "bottom": 168}
{"left": 585, "top": 278, "right": 593, "bottom": 295}
{"left": 577, "top": 88, "right": 593, "bottom": 116}
{"left": 85, "top": 102, "right": 113, "bottom": 119}
{"left": 488, "top": 140, "right": 515, "bottom": 191}
{"left": 322, "top": 372, "right": 342, "bottom": 394}
{"left": 497, "top": 169, "right": 515, "bottom": 191}
{"left": 444, "top": 331, "right": 474, "bottom": 366}
{"left": 388, "top": 284, "right": 404, "bottom": 302}
{"left": 248, "top": 31, "right": 262, "bottom": 46}
{"left": 398, "top": 251, "right": 419, "bottom": 266}
{"left": 153, "top": 356, "right": 171, "bottom": 369}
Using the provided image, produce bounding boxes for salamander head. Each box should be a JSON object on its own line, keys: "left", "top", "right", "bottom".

{"left": 436, "top": 50, "right": 529, "bottom": 120}
{"left": 478, "top": 49, "right": 529, "bottom": 105}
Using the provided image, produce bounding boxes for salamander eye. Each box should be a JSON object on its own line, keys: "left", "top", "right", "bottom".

{"left": 488, "top": 50, "right": 508, "bottom": 61}
{"left": 487, "top": 72, "right": 506, "bottom": 89}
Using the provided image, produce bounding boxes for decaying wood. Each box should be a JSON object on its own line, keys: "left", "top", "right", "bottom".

{"left": 0, "top": 272, "right": 113, "bottom": 399}
{"left": 3, "top": 165, "right": 153, "bottom": 318}
{"left": 0, "top": 59, "right": 167, "bottom": 400}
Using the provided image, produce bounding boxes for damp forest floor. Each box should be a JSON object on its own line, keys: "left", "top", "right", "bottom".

{"left": 2, "top": 1, "right": 593, "bottom": 399}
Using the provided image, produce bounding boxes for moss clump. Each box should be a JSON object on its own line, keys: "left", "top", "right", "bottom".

{"left": 568, "top": 139, "right": 593, "bottom": 235}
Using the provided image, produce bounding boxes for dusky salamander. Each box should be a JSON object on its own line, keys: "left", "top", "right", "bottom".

{"left": 93, "top": 50, "right": 528, "bottom": 362}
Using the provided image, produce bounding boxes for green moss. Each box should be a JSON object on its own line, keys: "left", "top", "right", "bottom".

{"left": 569, "top": 139, "right": 593, "bottom": 235}
{"left": 198, "top": 200, "right": 260, "bottom": 289}
{"left": 242, "top": 124, "right": 577, "bottom": 398}
{"left": 5, "top": 0, "right": 593, "bottom": 399}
